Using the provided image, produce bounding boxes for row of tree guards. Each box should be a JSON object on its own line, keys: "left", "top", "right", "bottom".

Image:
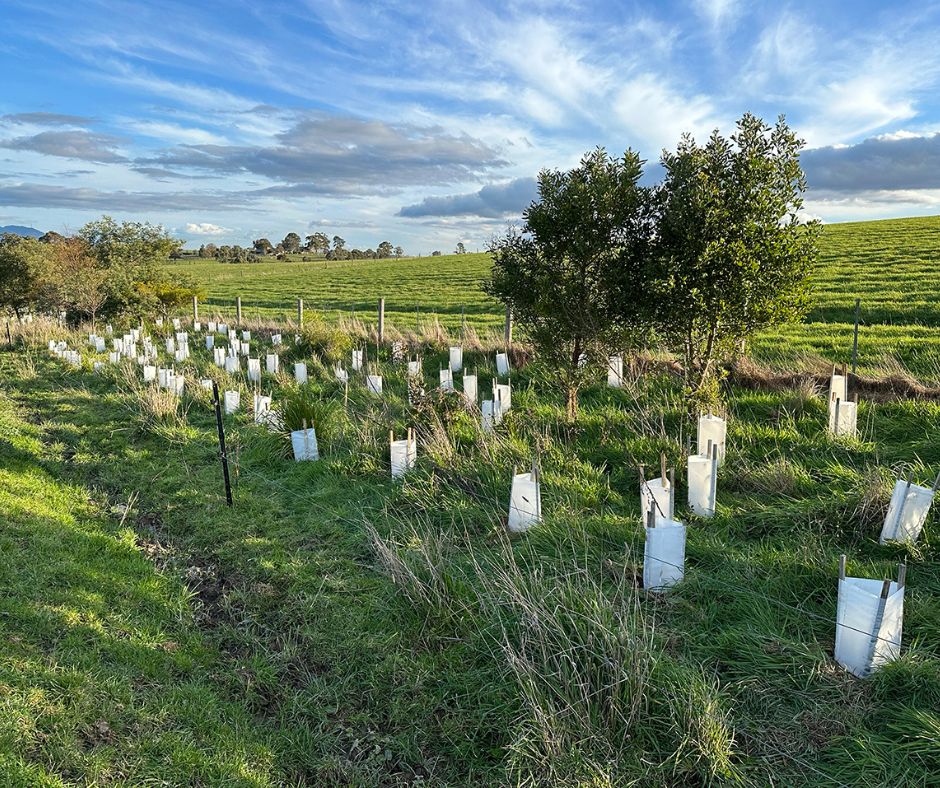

{"left": 188, "top": 295, "right": 516, "bottom": 345}
{"left": 43, "top": 312, "right": 936, "bottom": 681}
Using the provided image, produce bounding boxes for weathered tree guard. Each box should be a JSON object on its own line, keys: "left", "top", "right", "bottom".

{"left": 835, "top": 556, "right": 905, "bottom": 678}
{"left": 508, "top": 463, "right": 541, "bottom": 533}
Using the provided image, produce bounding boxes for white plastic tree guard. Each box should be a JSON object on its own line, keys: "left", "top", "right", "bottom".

{"left": 253, "top": 394, "right": 272, "bottom": 424}
{"left": 496, "top": 352, "right": 510, "bottom": 376}
{"left": 291, "top": 425, "right": 319, "bottom": 461}
{"left": 643, "top": 509, "right": 686, "bottom": 590}
{"left": 352, "top": 349, "right": 364, "bottom": 371}
{"left": 481, "top": 399, "right": 502, "bottom": 431}
{"left": 391, "top": 341, "right": 405, "bottom": 362}
{"left": 105, "top": 323, "right": 112, "bottom": 335}
{"left": 206, "top": 335, "right": 215, "bottom": 350}
{"left": 225, "top": 355, "right": 241, "bottom": 374}
{"left": 248, "top": 358, "right": 261, "bottom": 382}
{"left": 194, "top": 321, "right": 201, "bottom": 332}
{"left": 165, "top": 337, "right": 175, "bottom": 354}
{"left": 240, "top": 341, "right": 250, "bottom": 357}
{"left": 830, "top": 371, "right": 848, "bottom": 404}
{"left": 213, "top": 347, "right": 225, "bottom": 367}
{"left": 271, "top": 333, "right": 282, "bottom": 346}
{"left": 265, "top": 354, "right": 279, "bottom": 375}
{"left": 208, "top": 320, "right": 217, "bottom": 333}
{"left": 156, "top": 318, "right": 164, "bottom": 327}
{"left": 228, "top": 329, "right": 237, "bottom": 341}
{"left": 829, "top": 395, "right": 858, "bottom": 437}
{"left": 607, "top": 355, "right": 624, "bottom": 388}
{"left": 390, "top": 428, "right": 417, "bottom": 479}
{"left": 93, "top": 361, "right": 103, "bottom": 372}
{"left": 242, "top": 330, "right": 251, "bottom": 341}
{"left": 508, "top": 466, "right": 541, "bottom": 533}
{"left": 439, "top": 367, "right": 454, "bottom": 391}
{"left": 449, "top": 346, "right": 463, "bottom": 373}
{"left": 230, "top": 338, "right": 241, "bottom": 356}
{"left": 835, "top": 556, "right": 905, "bottom": 678}
{"left": 108, "top": 351, "right": 121, "bottom": 364}
{"left": 294, "top": 361, "right": 307, "bottom": 384}
{"left": 640, "top": 458, "right": 674, "bottom": 524}
{"left": 175, "top": 331, "right": 187, "bottom": 345}
{"left": 493, "top": 380, "right": 511, "bottom": 413}
{"left": 169, "top": 373, "right": 184, "bottom": 396}
{"left": 407, "top": 359, "right": 421, "bottom": 377}
{"left": 200, "top": 378, "right": 213, "bottom": 390}
{"left": 697, "top": 414, "right": 727, "bottom": 465}
{"left": 367, "top": 374, "right": 383, "bottom": 395}
{"left": 157, "top": 367, "right": 170, "bottom": 388}
{"left": 463, "top": 373, "right": 478, "bottom": 404}
{"left": 688, "top": 443, "right": 719, "bottom": 518}
{"left": 95, "top": 337, "right": 106, "bottom": 352}
{"left": 334, "top": 365, "right": 349, "bottom": 383}
{"left": 224, "top": 390, "right": 240, "bottom": 414}
{"left": 218, "top": 323, "right": 228, "bottom": 335}
{"left": 879, "top": 473, "right": 938, "bottom": 545}
{"left": 172, "top": 318, "right": 181, "bottom": 330}
{"left": 174, "top": 348, "right": 187, "bottom": 363}
{"left": 143, "top": 365, "right": 156, "bottom": 382}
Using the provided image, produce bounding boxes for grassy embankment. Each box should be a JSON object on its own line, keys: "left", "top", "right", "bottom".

{"left": 1, "top": 309, "right": 938, "bottom": 784}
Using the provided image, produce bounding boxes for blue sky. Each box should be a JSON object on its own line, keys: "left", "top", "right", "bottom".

{"left": 2, "top": 0, "right": 940, "bottom": 253}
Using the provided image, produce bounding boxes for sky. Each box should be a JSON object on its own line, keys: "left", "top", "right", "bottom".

{"left": 1, "top": 0, "right": 940, "bottom": 253}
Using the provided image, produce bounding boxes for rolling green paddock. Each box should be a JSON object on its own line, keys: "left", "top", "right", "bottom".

{"left": 2, "top": 324, "right": 939, "bottom": 784}
{"left": 170, "top": 216, "right": 940, "bottom": 382}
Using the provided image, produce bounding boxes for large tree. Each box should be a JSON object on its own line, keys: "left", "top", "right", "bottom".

{"left": 79, "top": 216, "right": 181, "bottom": 318}
{"left": 282, "top": 232, "right": 302, "bottom": 254}
{"left": 305, "top": 232, "right": 330, "bottom": 255}
{"left": 376, "top": 240, "right": 393, "bottom": 259}
{"left": 0, "top": 233, "right": 45, "bottom": 318}
{"left": 485, "top": 147, "right": 653, "bottom": 419}
{"left": 253, "top": 238, "right": 274, "bottom": 256}
{"left": 648, "top": 113, "right": 819, "bottom": 403}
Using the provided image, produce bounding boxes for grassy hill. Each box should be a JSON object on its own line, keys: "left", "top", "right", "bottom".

{"left": 171, "top": 216, "right": 940, "bottom": 382}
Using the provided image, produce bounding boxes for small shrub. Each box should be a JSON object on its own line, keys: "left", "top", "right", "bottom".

{"left": 277, "top": 385, "right": 344, "bottom": 442}
{"left": 292, "top": 317, "right": 352, "bottom": 363}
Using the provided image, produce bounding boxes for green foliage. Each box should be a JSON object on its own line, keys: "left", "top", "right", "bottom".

{"left": 79, "top": 215, "right": 182, "bottom": 318}
{"left": 0, "top": 233, "right": 45, "bottom": 318}
{"left": 292, "top": 317, "right": 353, "bottom": 363}
{"left": 277, "top": 384, "right": 345, "bottom": 444}
{"left": 136, "top": 272, "right": 204, "bottom": 319}
{"left": 486, "top": 148, "right": 653, "bottom": 418}
{"left": 649, "top": 113, "right": 820, "bottom": 401}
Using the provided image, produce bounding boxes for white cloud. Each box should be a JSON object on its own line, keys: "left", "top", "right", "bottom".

{"left": 185, "top": 222, "right": 230, "bottom": 236}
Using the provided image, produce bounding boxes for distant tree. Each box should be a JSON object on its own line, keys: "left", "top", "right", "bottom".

{"left": 282, "top": 232, "right": 301, "bottom": 254}
{"left": 454, "top": 241, "right": 466, "bottom": 255}
{"left": 54, "top": 238, "right": 108, "bottom": 328}
{"left": 431, "top": 250, "right": 442, "bottom": 256}
{"left": 79, "top": 216, "right": 181, "bottom": 318}
{"left": 253, "top": 238, "right": 274, "bottom": 256}
{"left": 39, "top": 231, "right": 66, "bottom": 244}
{"left": 349, "top": 249, "right": 364, "bottom": 260}
{"left": 0, "top": 233, "right": 44, "bottom": 318}
{"left": 648, "top": 113, "right": 820, "bottom": 403}
{"left": 394, "top": 245, "right": 404, "bottom": 258}
{"left": 486, "top": 147, "right": 653, "bottom": 419}
{"left": 305, "top": 232, "right": 330, "bottom": 254}
{"left": 332, "top": 235, "right": 346, "bottom": 252}
{"left": 376, "top": 240, "right": 393, "bottom": 258}
{"left": 202, "top": 242, "right": 218, "bottom": 258}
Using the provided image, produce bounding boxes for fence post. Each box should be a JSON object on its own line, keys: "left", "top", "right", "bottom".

{"left": 378, "top": 297, "right": 385, "bottom": 343}
{"left": 5, "top": 319, "right": 12, "bottom": 348}
{"left": 851, "top": 298, "right": 860, "bottom": 375}
{"left": 504, "top": 306, "right": 513, "bottom": 345}
{"left": 211, "top": 382, "right": 234, "bottom": 506}
{"left": 192, "top": 295, "right": 199, "bottom": 322}
{"left": 297, "top": 298, "right": 304, "bottom": 326}
{"left": 236, "top": 296, "right": 242, "bottom": 326}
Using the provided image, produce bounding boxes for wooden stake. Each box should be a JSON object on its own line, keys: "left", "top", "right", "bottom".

{"left": 838, "top": 554, "right": 846, "bottom": 580}
{"left": 378, "top": 297, "right": 385, "bottom": 343}
{"left": 851, "top": 298, "right": 860, "bottom": 374}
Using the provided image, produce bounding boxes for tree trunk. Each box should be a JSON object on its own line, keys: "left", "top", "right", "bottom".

{"left": 566, "top": 386, "right": 579, "bottom": 421}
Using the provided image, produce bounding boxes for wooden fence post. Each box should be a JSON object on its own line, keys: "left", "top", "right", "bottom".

{"left": 192, "top": 295, "right": 199, "bottom": 322}
{"left": 851, "top": 298, "right": 860, "bottom": 374}
{"left": 236, "top": 296, "right": 242, "bottom": 326}
{"left": 504, "top": 306, "right": 513, "bottom": 345}
{"left": 378, "top": 297, "right": 385, "bottom": 343}
{"left": 297, "top": 298, "right": 304, "bottom": 326}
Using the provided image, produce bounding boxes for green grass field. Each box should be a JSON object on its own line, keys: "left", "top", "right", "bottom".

{"left": 1, "top": 312, "right": 939, "bottom": 784}
{"left": 2, "top": 214, "right": 939, "bottom": 784}
{"left": 170, "top": 216, "right": 940, "bottom": 383}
